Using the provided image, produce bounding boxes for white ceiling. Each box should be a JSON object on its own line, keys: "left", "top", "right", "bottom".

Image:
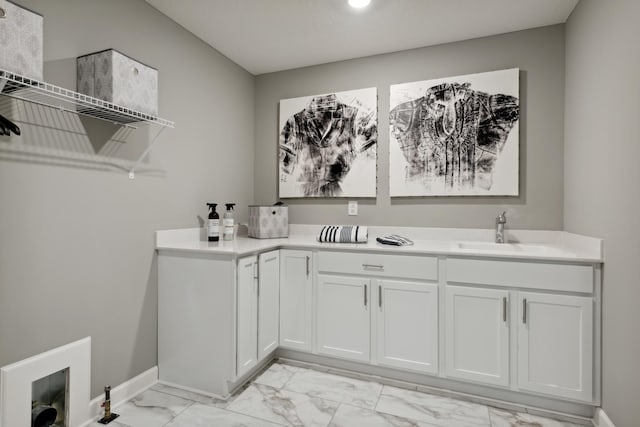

{"left": 145, "top": 0, "right": 579, "bottom": 75}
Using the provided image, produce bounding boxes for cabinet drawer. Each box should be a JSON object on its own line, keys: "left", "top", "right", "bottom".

{"left": 446, "top": 258, "right": 593, "bottom": 293}
{"left": 318, "top": 251, "right": 438, "bottom": 281}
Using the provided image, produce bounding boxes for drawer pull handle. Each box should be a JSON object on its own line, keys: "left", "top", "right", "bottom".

{"left": 379, "top": 285, "right": 382, "bottom": 308}
{"left": 364, "top": 284, "right": 368, "bottom": 307}
{"left": 502, "top": 297, "right": 507, "bottom": 322}
{"left": 523, "top": 298, "right": 527, "bottom": 324}
{"left": 306, "top": 256, "right": 310, "bottom": 277}
{"left": 362, "top": 264, "right": 384, "bottom": 269}
{"left": 263, "top": 256, "right": 277, "bottom": 263}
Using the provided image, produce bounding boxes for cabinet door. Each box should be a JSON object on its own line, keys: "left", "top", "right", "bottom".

{"left": 317, "top": 274, "right": 370, "bottom": 362}
{"left": 279, "top": 250, "right": 313, "bottom": 351}
{"left": 377, "top": 280, "right": 438, "bottom": 374}
{"left": 445, "top": 286, "right": 510, "bottom": 387}
{"left": 518, "top": 292, "right": 593, "bottom": 402}
{"left": 258, "top": 250, "right": 280, "bottom": 361}
{"left": 236, "top": 255, "right": 258, "bottom": 377}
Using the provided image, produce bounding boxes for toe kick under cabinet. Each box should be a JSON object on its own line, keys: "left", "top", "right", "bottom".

{"left": 158, "top": 245, "right": 601, "bottom": 408}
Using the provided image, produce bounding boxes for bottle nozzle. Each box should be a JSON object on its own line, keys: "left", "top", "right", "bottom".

{"left": 225, "top": 203, "right": 235, "bottom": 210}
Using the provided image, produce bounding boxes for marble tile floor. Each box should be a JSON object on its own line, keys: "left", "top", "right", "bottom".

{"left": 88, "top": 361, "right": 590, "bottom": 427}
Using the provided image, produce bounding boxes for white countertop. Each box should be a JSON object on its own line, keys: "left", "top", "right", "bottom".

{"left": 156, "top": 225, "right": 603, "bottom": 263}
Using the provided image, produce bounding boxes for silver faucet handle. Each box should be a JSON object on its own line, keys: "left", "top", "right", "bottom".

{"left": 496, "top": 211, "right": 507, "bottom": 224}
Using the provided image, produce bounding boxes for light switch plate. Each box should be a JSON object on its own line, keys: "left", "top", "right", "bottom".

{"left": 348, "top": 201, "right": 358, "bottom": 216}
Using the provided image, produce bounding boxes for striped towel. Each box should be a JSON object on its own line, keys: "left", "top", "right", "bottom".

{"left": 317, "top": 225, "right": 368, "bottom": 243}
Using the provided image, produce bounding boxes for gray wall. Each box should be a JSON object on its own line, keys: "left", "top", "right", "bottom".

{"left": 564, "top": 1, "right": 640, "bottom": 425}
{"left": 255, "top": 26, "right": 565, "bottom": 230}
{"left": 0, "top": 0, "right": 255, "bottom": 397}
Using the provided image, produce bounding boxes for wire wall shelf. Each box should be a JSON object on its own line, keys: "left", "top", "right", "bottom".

{"left": 0, "top": 69, "right": 175, "bottom": 178}
{"left": 0, "top": 69, "right": 174, "bottom": 128}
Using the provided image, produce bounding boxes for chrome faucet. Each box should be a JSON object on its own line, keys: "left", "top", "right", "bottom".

{"left": 495, "top": 211, "right": 507, "bottom": 243}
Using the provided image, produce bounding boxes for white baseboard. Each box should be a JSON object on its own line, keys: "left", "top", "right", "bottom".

{"left": 594, "top": 408, "right": 615, "bottom": 427}
{"left": 81, "top": 366, "right": 158, "bottom": 426}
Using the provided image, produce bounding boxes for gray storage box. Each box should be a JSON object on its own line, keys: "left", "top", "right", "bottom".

{"left": 248, "top": 205, "right": 289, "bottom": 239}
{"left": 0, "top": 0, "right": 43, "bottom": 81}
{"left": 77, "top": 49, "right": 158, "bottom": 116}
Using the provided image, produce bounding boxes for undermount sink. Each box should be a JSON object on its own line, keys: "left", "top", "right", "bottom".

{"left": 454, "top": 241, "right": 557, "bottom": 254}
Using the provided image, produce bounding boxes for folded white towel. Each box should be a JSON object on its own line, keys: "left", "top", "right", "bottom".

{"left": 317, "top": 225, "right": 368, "bottom": 243}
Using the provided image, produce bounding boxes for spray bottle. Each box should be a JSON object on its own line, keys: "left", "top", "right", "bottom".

{"left": 223, "top": 203, "right": 236, "bottom": 241}
{"left": 206, "top": 203, "right": 220, "bottom": 242}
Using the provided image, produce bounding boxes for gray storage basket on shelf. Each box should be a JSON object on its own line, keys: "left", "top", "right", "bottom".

{"left": 0, "top": 0, "right": 44, "bottom": 81}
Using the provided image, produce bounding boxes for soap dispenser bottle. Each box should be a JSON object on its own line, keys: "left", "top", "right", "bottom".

{"left": 206, "top": 203, "right": 220, "bottom": 242}
{"left": 223, "top": 203, "right": 236, "bottom": 241}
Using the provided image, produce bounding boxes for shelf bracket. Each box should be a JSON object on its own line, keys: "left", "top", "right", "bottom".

{"left": 128, "top": 125, "right": 168, "bottom": 179}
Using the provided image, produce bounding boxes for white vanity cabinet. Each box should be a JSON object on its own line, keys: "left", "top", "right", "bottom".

{"left": 317, "top": 274, "right": 371, "bottom": 361}
{"left": 316, "top": 251, "right": 439, "bottom": 368}
{"left": 236, "top": 250, "right": 281, "bottom": 378}
{"left": 279, "top": 249, "right": 313, "bottom": 351}
{"left": 156, "top": 227, "right": 601, "bottom": 410}
{"left": 445, "top": 257, "right": 597, "bottom": 403}
{"left": 445, "top": 286, "right": 510, "bottom": 386}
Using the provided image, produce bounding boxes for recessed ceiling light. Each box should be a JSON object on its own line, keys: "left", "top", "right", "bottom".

{"left": 348, "top": 0, "right": 371, "bottom": 9}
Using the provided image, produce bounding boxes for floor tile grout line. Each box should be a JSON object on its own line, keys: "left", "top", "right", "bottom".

{"left": 160, "top": 399, "right": 196, "bottom": 427}
{"left": 155, "top": 383, "right": 290, "bottom": 427}
{"left": 488, "top": 407, "right": 495, "bottom": 427}
{"left": 245, "top": 373, "right": 386, "bottom": 425}
{"left": 116, "top": 397, "right": 197, "bottom": 427}
{"left": 232, "top": 376, "right": 344, "bottom": 427}
{"left": 279, "top": 380, "right": 380, "bottom": 411}
{"left": 223, "top": 404, "right": 290, "bottom": 426}
{"left": 342, "top": 401, "right": 443, "bottom": 427}
{"left": 377, "top": 388, "right": 496, "bottom": 426}
{"left": 373, "top": 383, "right": 386, "bottom": 411}
{"left": 277, "top": 365, "right": 300, "bottom": 391}
{"left": 324, "top": 402, "right": 343, "bottom": 427}
{"left": 250, "top": 381, "right": 369, "bottom": 411}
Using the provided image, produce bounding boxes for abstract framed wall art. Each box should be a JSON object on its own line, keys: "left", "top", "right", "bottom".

{"left": 279, "top": 87, "right": 377, "bottom": 198}
{"left": 389, "top": 68, "right": 520, "bottom": 196}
